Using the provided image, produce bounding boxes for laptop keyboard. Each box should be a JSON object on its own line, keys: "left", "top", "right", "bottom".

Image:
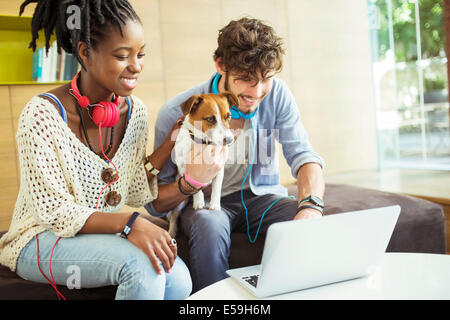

{"left": 242, "top": 275, "right": 259, "bottom": 288}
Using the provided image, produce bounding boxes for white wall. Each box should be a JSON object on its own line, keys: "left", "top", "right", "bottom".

{"left": 7, "top": 0, "right": 379, "bottom": 182}
{"left": 135, "top": 0, "right": 379, "bottom": 182}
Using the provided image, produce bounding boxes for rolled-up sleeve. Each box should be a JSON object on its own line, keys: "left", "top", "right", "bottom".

{"left": 273, "top": 80, "right": 325, "bottom": 177}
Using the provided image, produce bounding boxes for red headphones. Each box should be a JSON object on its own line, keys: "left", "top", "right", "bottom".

{"left": 70, "top": 71, "right": 121, "bottom": 127}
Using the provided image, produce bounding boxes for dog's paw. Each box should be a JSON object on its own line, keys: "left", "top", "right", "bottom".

{"left": 208, "top": 202, "right": 221, "bottom": 211}
{"left": 193, "top": 199, "right": 205, "bottom": 210}
{"left": 193, "top": 191, "right": 205, "bottom": 210}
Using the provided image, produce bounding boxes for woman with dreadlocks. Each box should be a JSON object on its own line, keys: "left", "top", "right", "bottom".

{"left": 0, "top": 0, "right": 192, "bottom": 300}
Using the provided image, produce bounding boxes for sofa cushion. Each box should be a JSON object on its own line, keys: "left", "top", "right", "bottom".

{"left": 0, "top": 183, "right": 446, "bottom": 299}
{"left": 319, "top": 183, "right": 446, "bottom": 253}
{"left": 0, "top": 266, "right": 116, "bottom": 300}
{"left": 0, "top": 230, "right": 116, "bottom": 300}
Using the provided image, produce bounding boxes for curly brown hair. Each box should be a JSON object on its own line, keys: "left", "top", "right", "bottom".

{"left": 213, "top": 17, "right": 285, "bottom": 81}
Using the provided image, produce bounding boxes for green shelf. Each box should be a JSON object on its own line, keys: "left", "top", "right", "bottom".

{"left": 0, "top": 14, "right": 56, "bottom": 84}
{"left": 0, "top": 81, "right": 69, "bottom": 86}
{"left": 0, "top": 14, "right": 31, "bottom": 31}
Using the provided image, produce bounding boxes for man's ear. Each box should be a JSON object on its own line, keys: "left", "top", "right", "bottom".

{"left": 214, "top": 58, "right": 226, "bottom": 75}
{"left": 221, "top": 91, "right": 239, "bottom": 108}
{"left": 180, "top": 95, "right": 203, "bottom": 115}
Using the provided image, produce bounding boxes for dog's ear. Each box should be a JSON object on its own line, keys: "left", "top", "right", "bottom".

{"left": 221, "top": 91, "right": 239, "bottom": 108}
{"left": 180, "top": 95, "right": 203, "bottom": 115}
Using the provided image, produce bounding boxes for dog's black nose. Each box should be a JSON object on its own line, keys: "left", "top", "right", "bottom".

{"left": 223, "top": 136, "right": 234, "bottom": 145}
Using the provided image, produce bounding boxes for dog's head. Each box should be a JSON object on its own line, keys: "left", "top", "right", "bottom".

{"left": 180, "top": 92, "right": 238, "bottom": 146}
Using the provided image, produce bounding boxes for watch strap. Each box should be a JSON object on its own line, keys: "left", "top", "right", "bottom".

{"left": 120, "top": 212, "right": 140, "bottom": 239}
{"left": 298, "top": 195, "right": 324, "bottom": 208}
{"left": 296, "top": 204, "right": 323, "bottom": 214}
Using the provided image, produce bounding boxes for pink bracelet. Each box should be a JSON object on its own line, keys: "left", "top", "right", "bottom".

{"left": 184, "top": 172, "right": 209, "bottom": 188}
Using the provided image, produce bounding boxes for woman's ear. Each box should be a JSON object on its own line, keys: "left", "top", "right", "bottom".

{"left": 77, "top": 41, "right": 89, "bottom": 70}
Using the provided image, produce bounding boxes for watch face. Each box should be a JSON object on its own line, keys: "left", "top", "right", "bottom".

{"left": 145, "top": 161, "right": 160, "bottom": 175}
{"left": 311, "top": 195, "right": 324, "bottom": 207}
{"left": 144, "top": 162, "right": 153, "bottom": 171}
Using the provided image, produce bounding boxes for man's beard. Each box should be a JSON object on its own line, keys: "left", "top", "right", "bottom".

{"left": 224, "top": 73, "right": 260, "bottom": 115}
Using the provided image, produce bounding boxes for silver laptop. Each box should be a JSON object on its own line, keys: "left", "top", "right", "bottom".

{"left": 226, "top": 205, "right": 401, "bottom": 298}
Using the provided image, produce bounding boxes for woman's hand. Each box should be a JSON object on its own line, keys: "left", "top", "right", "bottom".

{"left": 167, "top": 116, "right": 186, "bottom": 144}
{"left": 126, "top": 217, "right": 177, "bottom": 275}
{"left": 184, "top": 144, "right": 228, "bottom": 185}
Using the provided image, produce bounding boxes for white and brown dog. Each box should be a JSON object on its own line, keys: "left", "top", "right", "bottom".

{"left": 168, "top": 92, "right": 238, "bottom": 237}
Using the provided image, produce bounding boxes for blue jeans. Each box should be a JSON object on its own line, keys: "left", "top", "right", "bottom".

{"left": 16, "top": 231, "right": 192, "bottom": 300}
{"left": 180, "top": 189, "right": 297, "bottom": 292}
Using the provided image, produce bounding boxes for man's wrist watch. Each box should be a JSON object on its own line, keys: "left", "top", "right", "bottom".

{"left": 298, "top": 195, "right": 324, "bottom": 209}
{"left": 144, "top": 157, "right": 160, "bottom": 175}
{"left": 120, "top": 212, "right": 140, "bottom": 239}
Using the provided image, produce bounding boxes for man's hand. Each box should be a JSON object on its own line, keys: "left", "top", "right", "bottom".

{"left": 294, "top": 208, "right": 323, "bottom": 220}
{"left": 185, "top": 145, "right": 228, "bottom": 184}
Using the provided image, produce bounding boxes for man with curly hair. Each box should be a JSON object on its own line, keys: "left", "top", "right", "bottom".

{"left": 146, "top": 17, "right": 325, "bottom": 292}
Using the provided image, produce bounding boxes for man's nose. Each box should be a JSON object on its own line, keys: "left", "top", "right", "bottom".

{"left": 250, "top": 82, "right": 265, "bottom": 98}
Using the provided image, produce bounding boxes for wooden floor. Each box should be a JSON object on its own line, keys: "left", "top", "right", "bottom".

{"left": 325, "top": 169, "right": 450, "bottom": 254}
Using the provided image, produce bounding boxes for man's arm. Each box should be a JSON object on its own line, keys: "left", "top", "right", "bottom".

{"left": 294, "top": 162, "right": 325, "bottom": 220}
{"left": 272, "top": 79, "right": 325, "bottom": 175}
{"left": 271, "top": 79, "right": 325, "bottom": 219}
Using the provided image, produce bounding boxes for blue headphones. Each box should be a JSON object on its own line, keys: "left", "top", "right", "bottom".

{"left": 211, "top": 73, "right": 258, "bottom": 120}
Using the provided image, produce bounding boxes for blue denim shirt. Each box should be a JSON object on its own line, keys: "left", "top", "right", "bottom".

{"left": 145, "top": 73, "right": 325, "bottom": 217}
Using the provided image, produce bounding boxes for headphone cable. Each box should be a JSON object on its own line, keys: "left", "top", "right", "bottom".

{"left": 241, "top": 118, "right": 295, "bottom": 243}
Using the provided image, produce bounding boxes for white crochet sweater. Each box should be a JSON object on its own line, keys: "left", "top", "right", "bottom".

{"left": 0, "top": 95, "right": 158, "bottom": 271}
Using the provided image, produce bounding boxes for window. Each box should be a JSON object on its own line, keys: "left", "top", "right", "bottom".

{"left": 368, "top": 0, "right": 449, "bottom": 169}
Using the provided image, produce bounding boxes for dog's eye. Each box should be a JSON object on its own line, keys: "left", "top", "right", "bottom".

{"left": 204, "top": 116, "right": 217, "bottom": 124}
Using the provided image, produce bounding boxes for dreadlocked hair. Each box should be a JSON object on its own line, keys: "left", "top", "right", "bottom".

{"left": 19, "top": 0, "right": 141, "bottom": 69}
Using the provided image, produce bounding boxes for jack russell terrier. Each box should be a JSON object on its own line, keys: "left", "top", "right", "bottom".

{"left": 168, "top": 92, "right": 238, "bottom": 237}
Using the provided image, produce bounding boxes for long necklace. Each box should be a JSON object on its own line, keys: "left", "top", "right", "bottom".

{"left": 75, "top": 103, "right": 114, "bottom": 158}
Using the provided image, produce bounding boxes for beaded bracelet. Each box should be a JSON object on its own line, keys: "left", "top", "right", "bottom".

{"left": 177, "top": 176, "right": 200, "bottom": 196}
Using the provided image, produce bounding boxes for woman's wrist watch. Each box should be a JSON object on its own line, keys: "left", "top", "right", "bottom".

{"left": 144, "top": 156, "right": 160, "bottom": 175}
{"left": 120, "top": 212, "right": 140, "bottom": 239}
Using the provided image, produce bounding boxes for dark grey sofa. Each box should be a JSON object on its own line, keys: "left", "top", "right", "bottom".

{"left": 0, "top": 183, "right": 446, "bottom": 299}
